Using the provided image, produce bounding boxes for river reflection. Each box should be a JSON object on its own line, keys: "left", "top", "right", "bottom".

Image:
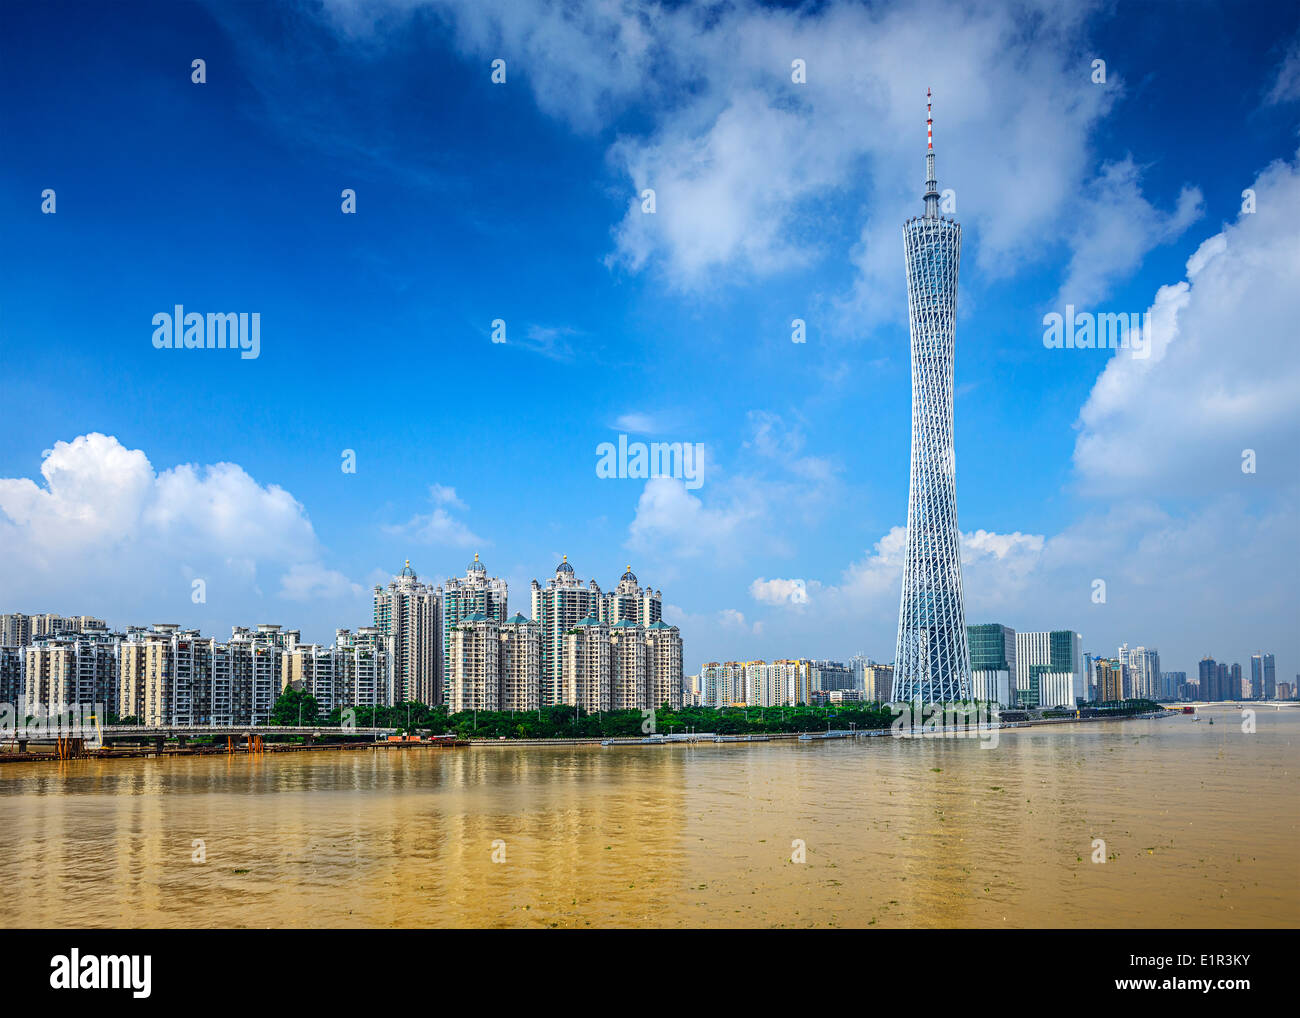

{"left": 0, "top": 706, "right": 1295, "bottom": 928}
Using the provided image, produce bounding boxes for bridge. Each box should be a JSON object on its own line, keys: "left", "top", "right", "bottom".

{"left": 0, "top": 725, "right": 400, "bottom": 758}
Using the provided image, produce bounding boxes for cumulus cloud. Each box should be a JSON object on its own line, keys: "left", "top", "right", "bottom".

{"left": 1073, "top": 150, "right": 1300, "bottom": 494}
{"left": 0, "top": 433, "right": 361, "bottom": 629}
{"left": 1054, "top": 157, "right": 1202, "bottom": 306}
{"left": 1266, "top": 35, "right": 1300, "bottom": 105}
{"left": 312, "top": 0, "right": 1163, "bottom": 322}
{"left": 626, "top": 476, "right": 770, "bottom": 560}
{"left": 749, "top": 576, "right": 813, "bottom": 607}
{"left": 386, "top": 484, "right": 484, "bottom": 548}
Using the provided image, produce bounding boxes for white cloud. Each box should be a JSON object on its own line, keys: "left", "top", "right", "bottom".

{"left": 626, "top": 476, "right": 769, "bottom": 560}
{"left": 1266, "top": 35, "right": 1300, "bottom": 105}
{"left": 1074, "top": 150, "right": 1300, "bottom": 494}
{"left": 280, "top": 562, "right": 364, "bottom": 601}
{"left": 427, "top": 484, "right": 465, "bottom": 509}
{"left": 0, "top": 434, "right": 361, "bottom": 629}
{"left": 1054, "top": 157, "right": 1202, "bottom": 306}
{"left": 315, "top": 0, "right": 1153, "bottom": 320}
{"left": 613, "top": 411, "right": 661, "bottom": 434}
{"left": 750, "top": 576, "right": 813, "bottom": 607}
{"left": 386, "top": 484, "right": 484, "bottom": 548}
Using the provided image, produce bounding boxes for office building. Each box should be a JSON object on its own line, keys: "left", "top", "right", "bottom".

{"left": 1015, "top": 631, "right": 1083, "bottom": 707}
{"left": 969, "top": 623, "right": 1015, "bottom": 706}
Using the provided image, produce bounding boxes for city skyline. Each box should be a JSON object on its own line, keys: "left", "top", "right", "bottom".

{"left": 1, "top": 0, "right": 1298, "bottom": 681}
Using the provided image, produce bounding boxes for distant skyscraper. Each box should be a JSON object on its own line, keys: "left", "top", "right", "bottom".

{"left": 1127, "top": 647, "right": 1161, "bottom": 700}
{"left": 1198, "top": 656, "right": 1217, "bottom": 701}
{"left": 1216, "top": 662, "right": 1232, "bottom": 701}
{"left": 812, "top": 660, "right": 855, "bottom": 693}
{"left": 1162, "top": 671, "right": 1187, "bottom": 700}
{"left": 373, "top": 561, "right": 442, "bottom": 705}
{"left": 863, "top": 663, "right": 894, "bottom": 703}
{"left": 893, "top": 90, "right": 971, "bottom": 706}
{"left": 1250, "top": 653, "right": 1276, "bottom": 700}
{"left": 1096, "top": 659, "right": 1123, "bottom": 702}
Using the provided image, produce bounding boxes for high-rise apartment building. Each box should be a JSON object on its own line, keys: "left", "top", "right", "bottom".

{"left": 1096, "top": 659, "right": 1123, "bottom": 702}
{"left": 863, "top": 663, "right": 894, "bottom": 703}
{"left": 373, "top": 561, "right": 443, "bottom": 705}
{"left": 121, "top": 622, "right": 304, "bottom": 727}
{"left": 562, "top": 615, "right": 610, "bottom": 713}
{"left": 560, "top": 614, "right": 681, "bottom": 713}
{"left": 499, "top": 613, "right": 541, "bottom": 711}
{"left": 640, "top": 619, "right": 686, "bottom": 710}
{"left": 893, "top": 91, "right": 971, "bottom": 705}
{"left": 23, "top": 635, "right": 117, "bottom": 721}
{"left": 442, "top": 554, "right": 508, "bottom": 702}
{"left": 1127, "top": 647, "right": 1161, "bottom": 700}
{"left": 812, "top": 660, "right": 855, "bottom": 693}
{"left": 283, "top": 627, "right": 389, "bottom": 715}
{"left": 532, "top": 557, "right": 602, "bottom": 707}
{"left": 0, "top": 614, "right": 32, "bottom": 648}
{"left": 600, "top": 567, "right": 662, "bottom": 627}
{"left": 0, "top": 646, "right": 23, "bottom": 710}
{"left": 449, "top": 612, "right": 502, "bottom": 712}
{"left": 609, "top": 620, "right": 649, "bottom": 710}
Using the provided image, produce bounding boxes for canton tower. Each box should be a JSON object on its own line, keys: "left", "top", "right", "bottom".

{"left": 892, "top": 89, "right": 971, "bottom": 705}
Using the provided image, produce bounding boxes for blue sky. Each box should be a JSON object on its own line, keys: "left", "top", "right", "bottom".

{"left": 1, "top": 0, "right": 1298, "bottom": 680}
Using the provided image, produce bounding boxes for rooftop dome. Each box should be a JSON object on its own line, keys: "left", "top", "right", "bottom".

{"left": 556, "top": 554, "right": 575, "bottom": 575}
{"left": 468, "top": 551, "right": 486, "bottom": 574}
{"left": 399, "top": 558, "right": 417, "bottom": 579}
{"left": 619, "top": 564, "right": 638, "bottom": 584}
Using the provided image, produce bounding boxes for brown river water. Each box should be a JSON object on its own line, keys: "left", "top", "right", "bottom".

{"left": 1, "top": 705, "right": 1295, "bottom": 928}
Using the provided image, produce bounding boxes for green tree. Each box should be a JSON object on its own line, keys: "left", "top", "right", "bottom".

{"left": 271, "top": 685, "right": 320, "bottom": 726}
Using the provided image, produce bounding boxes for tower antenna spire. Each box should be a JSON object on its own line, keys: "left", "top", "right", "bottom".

{"left": 924, "top": 87, "right": 940, "bottom": 218}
